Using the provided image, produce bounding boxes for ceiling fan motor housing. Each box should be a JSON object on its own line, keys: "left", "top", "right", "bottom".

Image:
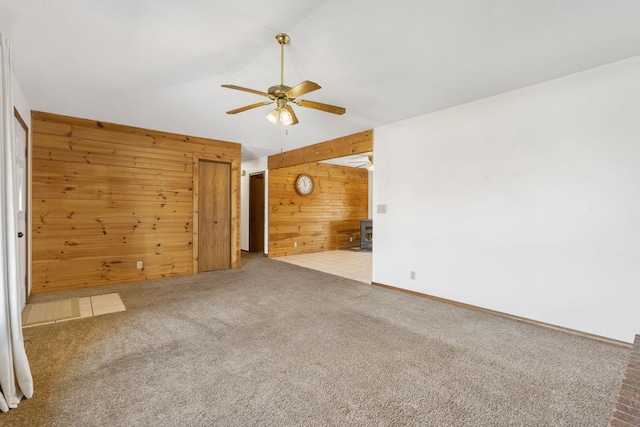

{"left": 268, "top": 85, "right": 292, "bottom": 99}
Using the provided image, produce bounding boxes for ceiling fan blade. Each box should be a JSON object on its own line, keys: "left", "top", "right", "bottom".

{"left": 286, "top": 81, "right": 321, "bottom": 99}
{"left": 283, "top": 105, "right": 299, "bottom": 125}
{"left": 297, "top": 99, "right": 346, "bottom": 115}
{"left": 221, "top": 84, "right": 270, "bottom": 98}
{"left": 226, "top": 101, "right": 272, "bottom": 114}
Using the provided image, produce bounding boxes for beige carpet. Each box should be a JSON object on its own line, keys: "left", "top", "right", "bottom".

{"left": 3, "top": 253, "right": 630, "bottom": 426}
{"left": 21, "top": 297, "right": 80, "bottom": 326}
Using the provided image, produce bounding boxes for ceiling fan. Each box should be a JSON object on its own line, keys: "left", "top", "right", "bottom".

{"left": 221, "top": 33, "right": 346, "bottom": 126}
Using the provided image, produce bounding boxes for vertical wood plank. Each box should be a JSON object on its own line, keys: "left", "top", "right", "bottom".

{"left": 213, "top": 162, "right": 231, "bottom": 269}
{"left": 198, "top": 161, "right": 216, "bottom": 271}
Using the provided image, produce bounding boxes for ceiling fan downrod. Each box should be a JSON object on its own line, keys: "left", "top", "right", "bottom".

{"left": 275, "top": 33, "right": 290, "bottom": 87}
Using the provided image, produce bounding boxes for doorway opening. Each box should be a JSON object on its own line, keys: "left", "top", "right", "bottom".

{"left": 248, "top": 172, "right": 265, "bottom": 253}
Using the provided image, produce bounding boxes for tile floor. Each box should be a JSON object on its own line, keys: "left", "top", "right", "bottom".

{"left": 273, "top": 248, "right": 372, "bottom": 283}
{"left": 23, "top": 293, "right": 126, "bottom": 328}
{"left": 82, "top": 293, "right": 126, "bottom": 317}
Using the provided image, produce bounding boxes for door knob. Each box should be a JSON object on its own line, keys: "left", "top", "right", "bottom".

{"left": 17, "top": 232, "right": 24, "bottom": 238}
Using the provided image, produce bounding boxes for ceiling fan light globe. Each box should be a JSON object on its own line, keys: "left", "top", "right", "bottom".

{"left": 266, "top": 109, "right": 280, "bottom": 124}
{"left": 280, "top": 110, "right": 293, "bottom": 125}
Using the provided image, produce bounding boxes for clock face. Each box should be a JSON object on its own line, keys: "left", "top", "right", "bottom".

{"left": 295, "top": 174, "right": 314, "bottom": 195}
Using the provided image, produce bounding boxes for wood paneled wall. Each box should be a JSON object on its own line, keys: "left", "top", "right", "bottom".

{"left": 268, "top": 163, "right": 368, "bottom": 257}
{"left": 31, "top": 111, "right": 241, "bottom": 293}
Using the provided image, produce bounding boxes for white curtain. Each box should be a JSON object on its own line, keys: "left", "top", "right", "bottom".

{"left": 0, "top": 34, "right": 33, "bottom": 413}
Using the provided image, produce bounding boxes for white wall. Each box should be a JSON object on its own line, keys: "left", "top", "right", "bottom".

{"left": 373, "top": 55, "right": 640, "bottom": 343}
{"left": 240, "top": 157, "right": 268, "bottom": 253}
{"left": 12, "top": 74, "right": 30, "bottom": 129}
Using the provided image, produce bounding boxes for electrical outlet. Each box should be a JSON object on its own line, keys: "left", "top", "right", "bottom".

{"left": 410, "top": 271, "right": 415, "bottom": 280}
{"left": 293, "top": 242, "right": 298, "bottom": 248}
{"left": 350, "top": 236, "right": 353, "bottom": 242}
{"left": 136, "top": 261, "right": 143, "bottom": 269}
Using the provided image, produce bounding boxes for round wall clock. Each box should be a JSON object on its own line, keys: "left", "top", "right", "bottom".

{"left": 295, "top": 174, "right": 314, "bottom": 196}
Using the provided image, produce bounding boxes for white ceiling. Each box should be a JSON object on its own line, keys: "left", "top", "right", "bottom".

{"left": 2, "top": 1, "right": 640, "bottom": 161}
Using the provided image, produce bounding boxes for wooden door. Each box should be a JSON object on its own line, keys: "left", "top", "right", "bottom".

{"left": 198, "top": 161, "right": 231, "bottom": 271}
{"left": 248, "top": 173, "right": 265, "bottom": 253}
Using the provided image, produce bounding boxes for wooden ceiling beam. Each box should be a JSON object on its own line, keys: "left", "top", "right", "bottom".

{"left": 268, "top": 130, "right": 373, "bottom": 170}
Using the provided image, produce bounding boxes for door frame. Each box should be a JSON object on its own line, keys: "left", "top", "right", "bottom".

{"left": 14, "top": 107, "right": 29, "bottom": 303}
{"left": 192, "top": 154, "right": 240, "bottom": 273}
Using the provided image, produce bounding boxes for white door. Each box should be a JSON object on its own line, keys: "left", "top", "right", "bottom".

{"left": 14, "top": 113, "right": 27, "bottom": 307}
